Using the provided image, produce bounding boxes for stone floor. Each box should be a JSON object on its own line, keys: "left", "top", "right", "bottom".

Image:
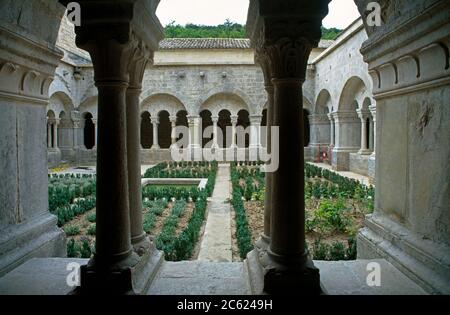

{"left": 0, "top": 257, "right": 427, "bottom": 295}
{"left": 147, "top": 261, "right": 250, "bottom": 295}
{"left": 197, "top": 164, "right": 233, "bottom": 262}
{"left": 308, "top": 162, "right": 372, "bottom": 186}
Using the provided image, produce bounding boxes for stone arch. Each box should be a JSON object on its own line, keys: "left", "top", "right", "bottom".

{"left": 198, "top": 87, "right": 253, "bottom": 115}
{"left": 79, "top": 96, "right": 98, "bottom": 119}
{"left": 141, "top": 93, "right": 187, "bottom": 118}
{"left": 338, "top": 76, "right": 368, "bottom": 111}
{"left": 237, "top": 109, "right": 250, "bottom": 148}
{"left": 315, "top": 89, "right": 333, "bottom": 114}
{"left": 48, "top": 91, "right": 74, "bottom": 118}
{"left": 200, "top": 92, "right": 250, "bottom": 117}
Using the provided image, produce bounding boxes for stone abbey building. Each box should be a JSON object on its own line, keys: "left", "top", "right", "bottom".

{"left": 0, "top": 0, "right": 449, "bottom": 295}
{"left": 48, "top": 16, "right": 376, "bottom": 179}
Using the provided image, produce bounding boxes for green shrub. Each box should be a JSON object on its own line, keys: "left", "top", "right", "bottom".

{"left": 312, "top": 239, "right": 330, "bottom": 260}
{"left": 79, "top": 238, "right": 92, "bottom": 258}
{"left": 87, "top": 224, "right": 96, "bottom": 236}
{"left": 64, "top": 225, "right": 80, "bottom": 236}
{"left": 329, "top": 241, "right": 346, "bottom": 261}
{"left": 346, "top": 237, "right": 357, "bottom": 260}
{"left": 86, "top": 212, "right": 96, "bottom": 223}
{"left": 67, "top": 239, "right": 79, "bottom": 258}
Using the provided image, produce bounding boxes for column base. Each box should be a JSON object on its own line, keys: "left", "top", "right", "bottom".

{"left": 358, "top": 149, "right": 372, "bottom": 155}
{"left": 245, "top": 248, "right": 322, "bottom": 295}
{"left": 74, "top": 238, "right": 164, "bottom": 295}
{"left": 151, "top": 145, "right": 160, "bottom": 150}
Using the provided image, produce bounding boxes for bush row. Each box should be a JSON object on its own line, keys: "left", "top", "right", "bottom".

{"left": 310, "top": 237, "right": 357, "bottom": 261}
{"left": 230, "top": 163, "right": 254, "bottom": 259}
{"left": 53, "top": 196, "right": 96, "bottom": 227}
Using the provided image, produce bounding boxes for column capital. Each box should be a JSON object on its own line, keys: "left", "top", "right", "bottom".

{"left": 211, "top": 116, "right": 219, "bottom": 123}
{"left": 369, "top": 105, "right": 377, "bottom": 119}
{"left": 333, "top": 111, "right": 359, "bottom": 123}
{"left": 309, "top": 114, "right": 330, "bottom": 124}
{"left": 327, "top": 113, "right": 334, "bottom": 121}
{"left": 231, "top": 116, "right": 238, "bottom": 125}
{"left": 250, "top": 115, "right": 263, "bottom": 125}
{"left": 169, "top": 116, "right": 177, "bottom": 124}
{"left": 92, "top": 118, "right": 98, "bottom": 125}
{"left": 249, "top": 1, "right": 329, "bottom": 82}
{"left": 356, "top": 109, "right": 371, "bottom": 121}
{"left": 150, "top": 117, "right": 159, "bottom": 124}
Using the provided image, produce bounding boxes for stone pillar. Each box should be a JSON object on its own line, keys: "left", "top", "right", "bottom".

{"left": 332, "top": 111, "right": 360, "bottom": 171}
{"left": 230, "top": 116, "right": 238, "bottom": 148}
{"left": 47, "top": 121, "right": 52, "bottom": 149}
{"left": 245, "top": 0, "right": 329, "bottom": 295}
{"left": 92, "top": 119, "right": 98, "bottom": 149}
{"left": 357, "top": 109, "right": 371, "bottom": 155}
{"left": 126, "top": 47, "right": 153, "bottom": 254}
{"left": 249, "top": 115, "right": 262, "bottom": 160}
{"left": 188, "top": 116, "right": 201, "bottom": 160}
{"left": 211, "top": 116, "right": 219, "bottom": 148}
{"left": 328, "top": 113, "right": 335, "bottom": 146}
{"left": 151, "top": 117, "right": 160, "bottom": 149}
{"left": 170, "top": 116, "right": 177, "bottom": 146}
{"left": 369, "top": 105, "right": 376, "bottom": 155}
{"left": 0, "top": 1, "right": 66, "bottom": 277}
{"left": 309, "top": 114, "right": 331, "bottom": 160}
{"left": 53, "top": 119, "right": 59, "bottom": 149}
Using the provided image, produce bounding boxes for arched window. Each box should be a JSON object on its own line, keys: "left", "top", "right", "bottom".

{"left": 158, "top": 111, "right": 171, "bottom": 149}
{"left": 141, "top": 112, "right": 153, "bottom": 149}
{"left": 218, "top": 110, "right": 231, "bottom": 148}
{"left": 237, "top": 109, "right": 250, "bottom": 148}
{"left": 200, "top": 110, "right": 213, "bottom": 148}
{"left": 83, "top": 113, "right": 95, "bottom": 150}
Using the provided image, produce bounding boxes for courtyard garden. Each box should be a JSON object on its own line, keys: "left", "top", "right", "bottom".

{"left": 49, "top": 161, "right": 218, "bottom": 261}
{"left": 230, "top": 162, "right": 375, "bottom": 262}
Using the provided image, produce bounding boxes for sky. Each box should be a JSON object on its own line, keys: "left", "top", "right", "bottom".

{"left": 156, "top": 0, "right": 361, "bottom": 29}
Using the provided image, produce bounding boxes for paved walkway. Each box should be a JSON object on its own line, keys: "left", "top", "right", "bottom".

{"left": 308, "top": 162, "right": 372, "bottom": 186}
{"left": 197, "top": 163, "right": 232, "bottom": 262}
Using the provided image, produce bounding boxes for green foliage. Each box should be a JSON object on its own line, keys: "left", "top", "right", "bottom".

{"left": 79, "top": 238, "right": 92, "bottom": 258}
{"left": 312, "top": 238, "right": 330, "bottom": 260}
{"left": 55, "top": 196, "right": 96, "bottom": 227}
{"left": 310, "top": 238, "right": 357, "bottom": 261}
{"left": 87, "top": 224, "right": 96, "bottom": 236}
{"left": 64, "top": 225, "right": 80, "bottom": 236}
{"left": 164, "top": 21, "right": 342, "bottom": 40}
{"left": 67, "top": 239, "right": 78, "bottom": 258}
{"left": 230, "top": 163, "right": 255, "bottom": 259}
{"left": 165, "top": 20, "right": 245, "bottom": 38}
{"left": 155, "top": 200, "right": 187, "bottom": 258}
{"left": 307, "top": 199, "right": 351, "bottom": 233}
{"left": 329, "top": 241, "right": 346, "bottom": 261}
{"left": 86, "top": 212, "right": 96, "bottom": 223}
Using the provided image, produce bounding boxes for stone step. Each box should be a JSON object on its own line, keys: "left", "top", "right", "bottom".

{"left": 147, "top": 261, "right": 251, "bottom": 295}
{"left": 315, "top": 259, "right": 427, "bottom": 295}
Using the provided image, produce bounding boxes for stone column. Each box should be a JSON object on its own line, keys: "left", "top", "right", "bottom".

{"left": 332, "top": 111, "right": 361, "bottom": 171}
{"left": 249, "top": 115, "right": 262, "bottom": 160}
{"left": 245, "top": 0, "right": 329, "bottom": 295}
{"left": 75, "top": 19, "right": 140, "bottom": 294}
{"left": 151, "top": 117, "right": 160, "bottom": 149}
{"left": 357, "top": 109, "right": 371, "bottom": 155}
{"left": 53, "top": 119, "right": 59, "bottom": 149}
{"left": 92, "top": 119, "right": 98, "bottom": 149}
{"left": 127, "top": 47, "right": 153, "bottom": 254}
{"left": 170, "top": 116, "right": 177, "bottom": 147}
{"left": 230, "top": 116, "right": 238, "bottom": 148}
{"left": 369, "top": 105, "right": 376, "bottom": 155}
{"left": 47, "top": 120, "right": 52, "bottom": 149}
{"left": 328, "top": 113, "right": 335, "bottom": 146}
{"left": 188, "top": 116, "right": 201, "bottom": 160}
{"left": 211, "top": 116, "right": 219, "bottom": 148}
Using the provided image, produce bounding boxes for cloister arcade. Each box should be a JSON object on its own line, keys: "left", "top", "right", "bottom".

{"left": 0, "top": 0, "right": 449, "bottom": 295}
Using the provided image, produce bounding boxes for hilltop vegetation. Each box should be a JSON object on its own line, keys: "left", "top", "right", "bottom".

{"left": 164, "top": 21, "right": 342, "bottom": 40}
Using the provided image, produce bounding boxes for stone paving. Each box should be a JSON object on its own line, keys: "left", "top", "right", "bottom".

{"left": 197, "top": 163, "right": 233, "bottom": 262}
